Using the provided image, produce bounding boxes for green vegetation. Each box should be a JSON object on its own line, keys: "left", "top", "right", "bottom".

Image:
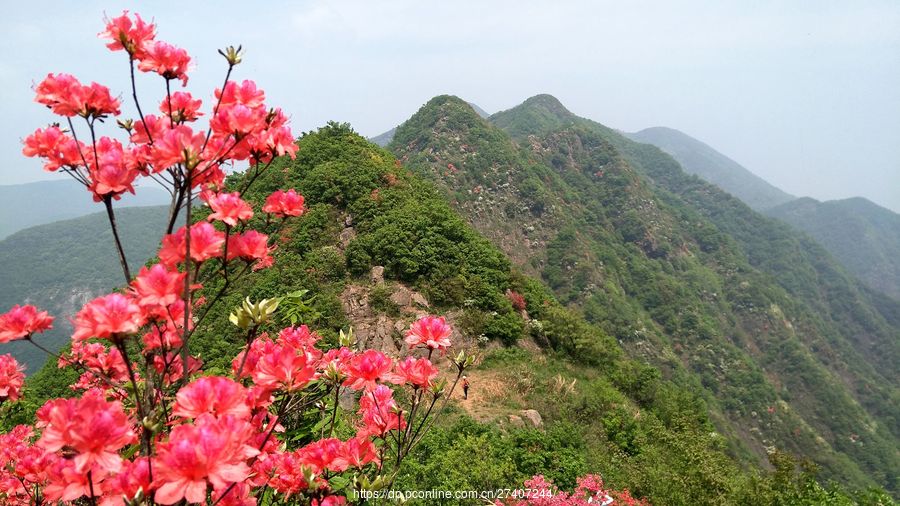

{"left": 9, "top": 121, "right": 897, "bottom": 503}
{"left": 766, "top": 196, "right": 900, "bottom": 300}
{"left": 389, "top": 94, "right": 900, "bottom": 496}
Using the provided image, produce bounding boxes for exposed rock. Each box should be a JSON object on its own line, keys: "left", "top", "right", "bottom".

{"left": 411, "top": 292, "right": 429, "bottom": 308}
{"left": 508, "top": 415, "right": 525, "bottom": 428}
{"left": 339, "top": 388, "right": 356, "bottom": 411}
{"left": 370, "top": 266, "right": 385, "bottom": 285}
{"left": 389, "top": 286, "right": 412, "bottom": 307}
{"left": 339, "top": 226, "right": 356, "bottom": 250}
{"left": 520, "top": 409, "right": 543, "bottom": 427}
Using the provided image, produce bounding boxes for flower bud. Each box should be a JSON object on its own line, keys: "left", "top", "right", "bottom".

{"left": 218, "top": 45, "right": 243, "bottom": 66}
{"left": 229, "top": 297, "right": 279, "bottom": 329}
{"left": 339, "top": 328, "right": 355, "bottom": 348}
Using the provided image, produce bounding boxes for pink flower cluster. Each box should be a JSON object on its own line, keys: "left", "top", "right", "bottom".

{"left": 498, "top": 475, "right": 649, "bottom": 506}
{"left": 23, "top": 11, "right": 298, "bottom": 202}
{"left": 1, "top": 11, "right": 473, "bottom": 506}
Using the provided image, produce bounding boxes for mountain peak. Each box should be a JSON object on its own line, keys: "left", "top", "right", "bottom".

{"left": 519, "top": 94, "right": 573, "bottom": 117}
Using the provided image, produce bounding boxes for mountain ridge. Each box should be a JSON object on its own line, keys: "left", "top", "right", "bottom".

{"left": 387, "top": 93, "right": 900, "bottom": 494}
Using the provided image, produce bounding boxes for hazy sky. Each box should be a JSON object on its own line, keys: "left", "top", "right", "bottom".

{"left": 2, "top": 1, "right": 898, "bottom": 211}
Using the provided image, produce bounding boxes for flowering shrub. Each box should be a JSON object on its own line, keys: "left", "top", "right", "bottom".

{"left": 498, "top": 475, "right": 649, "bottom": 506}
{"left": 0, "top": 12, "right": 473, "bottom": 505}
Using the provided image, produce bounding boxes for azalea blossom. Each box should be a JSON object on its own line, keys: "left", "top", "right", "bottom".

{"left": 153, "top": 414, "right": 258, "bottom": 504}
{"left": 250, "top": 340, "right": 317, "bottom": 392}
{"left": 34, "top": 73, "right": 121, "bottom": 118}
{"left": 160, "top": 90, "right": 203, "bottom": 122}
{"left": 159, "top": 222, "right": 226, "bottom": 266}
{"left": 98, "top": 11, "right": 156, "bottom": 57}
{"left": 22, "top": 126, "right": 84, "bottom": 172}
{"left": 173, "top": 376, "right": 251, "bottom": 420}
{"left": 0, "top": 355, "right": 25, "bottom": 403}
{"left": 405, "top": 315, "right": 452, "bottom": 352}
{"left": 344, "top": 350, "right": 397, "bottom": 391}
{"left": 204, "top": 191, "right": 254, "bottom": 226}
{"left": 0, "top": 304, "right": 53, "bottom": 343}
{"left": 262, "top": 189, "right": 305, "bottom": 217}
{"left": 131, "top": 263, "right": 185, "bottom": 310}
{"left": 357, "top": 384, "right": 405, "bottom": 437}
{"left": 37, "top": 389, "right": 137, "bottom": 474}
{"left": 394, "top": 356, "right": 439, "bottom": 388}
{"left": 100, "top": 457, "right": 153, "bottom": 506}
{"left": 72, "top": 293, "right": 145, "bottom": 341}
{"left": 138, "top": 40, "right": 191, "bottom": 85}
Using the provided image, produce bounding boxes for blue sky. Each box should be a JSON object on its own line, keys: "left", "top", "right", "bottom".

{"left": 1, "top": 0, "right": 898, "bottom": 211}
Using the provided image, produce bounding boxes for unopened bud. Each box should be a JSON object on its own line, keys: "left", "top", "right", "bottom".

{"left": 218, "top": 45, "right": 243, "bottom": 66}
{"left": 339, "top": 328, "right": 355, "bottom": 348}
{"left": 117, "top": 118, "right": 134, "bottom": 132}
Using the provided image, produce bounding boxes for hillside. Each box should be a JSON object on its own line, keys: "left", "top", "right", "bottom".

{"left": 0, "top": 179, "right": 170, "bottom": 239}
{"left": 13, "top": 123, "right": 885, "bottom": 504}
{"left": 388, "top": 95, "right": 900, "bottom": 494}
{"left": 370, "top": 100, "right": 490, "bottom": 147}
{"left": 626, "top": 127, "right": 795, "bottom": 211}
{"left": 0, "top": 206, "right": 168, "bottom": 372}
{"left": 766, "top": 197, "right": 900, "bottom": 300}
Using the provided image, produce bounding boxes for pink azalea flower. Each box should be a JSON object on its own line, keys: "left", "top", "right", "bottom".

{"left": 250, "top": 340, "right": 317, "bottom": 392}
{"left": 160, "top": 90, "right": 203, "bottom": 122}
{"left": 86, "top": 136, "right": 139, "bottom": 199}
{"left": 72, "top": 293, "right": 145, "bottom": 342}
{"left": 158, "top": 222, "right": 226, "bottom": 267}
{"left": 215, "top": 80, "right": 266, "bottom": 109}
{"left": 131, "top": 264, "right": 185, "bottom": 310}
{"left": 138, "top": 40, "right": 191, "bottom": 86}
{"left": 344, "top": 350, "right": 397, "bottom": 391}
{"left": 153, "top": 414, "right": 258, "bottom": 505}
{"left": 0, "top": 304, "right": 53, "bottom": 343}
{"left": 0, "top": 354, "right": 25, "bottom": 403}
{"left": 99, "top": 457, "right": 153, "bottom": 506}
{"left": 37, "top": 389, "right": 137, "bottom": 474}
{"left": 22, "top": 126, "right": 84, "bottom": 171}
{"left": 357, "top": 384, "right": 405, "bottom": 437}
{"left": 173, "top": 376, "right": 251, "bottom": 420}
{"left": 405, "top": 315, "right": 452, "bottom": 352}
{"left": 262, "top": 189, "right": 305, "bottom": 217}
{"left": 204, "top": 191, "right": 254, "bottom": 227}
{"left": 394, "top": 356, "right": 439, "bottom": 388}
{"left": 98, "top": 11, "right": 156, "bottom": 57}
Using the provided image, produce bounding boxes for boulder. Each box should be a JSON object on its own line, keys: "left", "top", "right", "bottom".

{"left": 508, "top": 415, "right": 525, "bottom": 428}
{"left": 370, "top": 266, "right": 385, "bottom": 285}
{"left": 411, "top": 292, "right": 430, "bottom": 308}
{"left": 520, "top": 409, "right": 543, "bottom": 427}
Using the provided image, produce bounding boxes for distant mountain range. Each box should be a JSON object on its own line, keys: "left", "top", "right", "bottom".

{"left": 0, "top": 179, "right": 170, "bottom": 239}
{"left": 0, "top": 206, "right": 168, "bottom": 372}
{"left": 625, "top": 127, "right": 796, "bottom": 211}
{"left": 625, "top": 125, "right": 900, "bottom": 300}
{"left": 386, "top": 93, "right": 900, "bottom": 492}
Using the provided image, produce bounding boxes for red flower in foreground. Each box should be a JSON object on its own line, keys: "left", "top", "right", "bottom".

{"left": 0, "top": 304, "right": 54, "bottom": 343}
{"left": 344, "top": 350, "right": 396, "bottom": 391}
{"left": 34, "top": 73, "right": 121, "bottom": 118}
{"left": 173, "top": 376, "right": 251, "bottom": 420}
{"left": 138, "top": 40, "right": 191, "bottom": 85}
{"left": 204, "top": 191, "right": 254, "bottom": 227}
{"left": 404, "top": 315, "right": 452, "bottom": 352}
{"left": 22, "top": 126, "right": 84, "bottom": 172}
{"left": 131, "top": 264, "right": 185, "bottom": 310}
{"left": 394, "top": 356, "right": 438, "bottom": 388}
{"left": 161, "top": 91, "right": 203, "bottom": 122}
{"left": 262, "top": 189, "right": 305, "bottom": 218}
{"left": 358, "top": 385, "right": 405, "bottom": 437}
{"left": 37, "top": 389, "right": 137, "bottom": 474}
{"left": 101, "top": 457, "right": 153, "bottom": 506}
{"left": 159, "top": 222, "right": 226, "bottom": 267}
{"left": 0, "top": 355, "right": 25, "bottom": 402}
{"left": 98, "top": 11, "right": 156, "bottom": 57}
{"left": 153, "top": 414, "right": 258, "bottom": 504}
{"left": 72, "top": 293, "right": 145, "bottom": 342}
